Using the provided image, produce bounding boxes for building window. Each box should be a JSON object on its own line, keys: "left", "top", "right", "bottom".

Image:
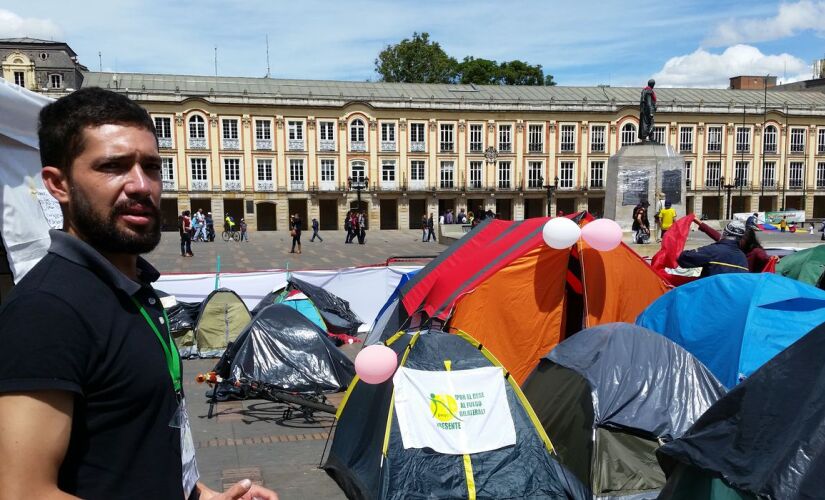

{"left": 161, "top": 158, "right": 175, "bottom": 190}
{"left": 818, "top": 128, "right": 825, "bottom": 154}
{"left": 410, "top": 160, "right": 425, "bottom": 182}
{"left": 288, "top": 121, "right": 303, "bottom": 140}
{"left": 559, "top": 161, "right": 574, "bottom": 188}
{"left": 707, "top": 126, "right": 722, "bottom": 153}
{"left": 528, "top": 124, "right": 544, "bottom": 153}
{"left": 705, "top": 161, "right": 721, "bottom": 188}
{"left": 590, "top": 125, "right": 606, "bottom": 153}
{"left": 257, "top": 159, "right": 273, "bottom": 181}
{"left": 381, "top": 123, "right": 395, "bottom": 142}
{"left": 590, "top": 161, "right": 604, "bottom": 188}
{"left": 440, "top": 161, "right": 454, "bottom": 188}
{"left": 560, "top": 124, "right": 576, "bottom": 152}
{"left": 289, "top": 159, "right": 305, "bottom": 187}
{"left": 790, "top": 128, "right": 806, "bottom": 154}
{"left": 679, "top": 127, "right": 694, "bottom": 153}
{"left": 222, "top": 119, "right": 239, "bottom": 149}
{"left": 319, "top": 121, "right": 335, "bottom": 151}
{"left": 816, "top": 161, "right": 825, "bottom": 189}
{"left": 154, "top": 117, "right": 172, "bottom": 148}
{"left": 49, "top": 74, "right": 62, "bottom": 89}
{"left": 223, "top": 158, "right": 241, "bottom": 191}
{"left": 188, "top": 115, "right": 205, "bottom": 138}
{"left": 735, "top": 127, "right": 750, "bottom": 154}
{"left": 410, "top": 123, "right": 426, "bottom": 151}
{"left": 762, "top": 161, "right": 776, "bottom": 188}
{"left": 734, "top": 161, "right": 748, "bottom": 187}
{"left": 440, "top": 123, "right": 454, "bottom": 152}
{"left": 350, "top": 119, "right": 365, "bottom": 142}
{"left": 684, "top": 160, "right": 692, "bottom": 189}
{"left": 190, "top": 157, "right": 208, "bottom": 191}
{"left": 255, "top": 120, "right": 271, "bottom": 140}
{"left": 789, "top": 161, "right": 804, "bottom": 188}
{"left": 381, "top": 160, "right": 396, "bottom": 182}
{"left": 320, "top": 159, "right": 335, "bottom": 182}
{"left": 469, "top": 161, "right": 483, "bottom": 188}
{"left": 652, "top": 126, "right": 666, "bottom": 145}
{"left": 763, "top": 125, "right": 777, "bottom": 154}
{"left": 528, "top": 161, "right": 543, "bottom": 188}
{"left": 469, "top": 124, "right": 484, "bottom": 152}
{"left": 498, "top": 125, "right": 512, "bottom": 152}
{"left": 497, "top": 161, "right": 511, "bottom": 189}
{"left": 13, "top": 71, "right": 24, "bottom": 87}
{"left": 350, "top": 161, "right": 366, "bottom": 182}
{"left": 620, "top": 123, "right": 637, "bottom": 147}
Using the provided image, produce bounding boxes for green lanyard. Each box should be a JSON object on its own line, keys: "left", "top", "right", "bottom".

{"left": 130, "top": 296, "right": 182, "bottom": 393}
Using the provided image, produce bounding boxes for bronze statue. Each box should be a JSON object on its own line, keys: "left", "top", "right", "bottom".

{"left": 639, "top": 79, "right": 657, "bottom": 143}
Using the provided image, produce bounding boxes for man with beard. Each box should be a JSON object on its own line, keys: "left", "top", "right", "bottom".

{"left": 0, "top": 88, "right": 277, "bottom": 500}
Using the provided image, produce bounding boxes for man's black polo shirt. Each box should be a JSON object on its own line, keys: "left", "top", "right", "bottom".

{"left": 0, "top": 230, "right": 183, "bottom": 499}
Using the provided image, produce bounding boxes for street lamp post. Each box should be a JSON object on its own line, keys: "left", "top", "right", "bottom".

{"left": 723, "top": 178, "right": 736, "bottom": 220}
{"left": 718, "top": 175, "right": 724, "bottom": 219}
{"left": 543, "top": 175, "right": 559, "bottom": 217}
{"left": 347, "top": 175, "right": 369, "bottom": 212}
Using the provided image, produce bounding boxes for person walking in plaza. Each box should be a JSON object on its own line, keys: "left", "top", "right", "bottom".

{"left": 310, "top": 217, "right": 323, "bottom": 242}
{"left": 0, "top": 88, "right": 277, "bottom": 500}
{"left": 191, "top": 208, "right": 202, "bottom": 241}
{"left": 357, "top": 211, "right": 367, "bottom": 244}
{"left": 194, "top": 208, "right": 207, "bottom": 241}
{"left": 632, "top": 201, "right": 651, "bottom": 244}
{"left": 205, "top": 211, "right": 215, "bottom": 241}
{"left": 179, "top": 210, "right": 193, "bottom": 257}
{"left": 421, "top": 213, "right": 428, "bottom": 241}
{"left": 426, "top": 213, "right": 436, "bottom": 242}
{"left": 779, "top": 216, "right": 788, "bottom": 233}
{"left": 239, "top": 218, "right": 248, "bottom": 241}
{"left": 290, "top": 213, "right": 302, "bottom": 253}
{"left": 656, "top": 201, "right": 677, "bottom": 240}
{"left": 677, "top": 220, "right": 749, "bottom": 277}
{"left": 344, "top": 211, "right": 352, "bottom": 243}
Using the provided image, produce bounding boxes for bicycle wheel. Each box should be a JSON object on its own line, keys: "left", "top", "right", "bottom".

{"left": 272, "top": 391, "right": 336, "bottom": 415}
{"left": 221, "top": 231, "right": 230, "bottom": 242}
{"left": 232, "top": 231, "right": 241, "bottom": 242}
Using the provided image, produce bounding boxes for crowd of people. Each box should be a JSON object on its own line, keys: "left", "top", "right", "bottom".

{"left": 177, "top": 209, "right": 248, "bottom": 257}
{"left": 344, "top": 210, "right": 368, "bottom": 245}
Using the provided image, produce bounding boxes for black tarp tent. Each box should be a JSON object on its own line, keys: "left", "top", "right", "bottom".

{"left": 522, "top": 323, "right": 726, "bottom": 499}
{"left": 323, "top": 329, "right": 588, "bottom": 500}
{"left": 657, "top": 321, "right": 825, "bottom": 499}
{"left": 214, "top": 304, "right": 354, "bottom": 394}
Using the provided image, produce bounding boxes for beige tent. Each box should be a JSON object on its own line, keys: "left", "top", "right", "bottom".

{"left": 195, "top": 289, "right": 252, "bottom": 357}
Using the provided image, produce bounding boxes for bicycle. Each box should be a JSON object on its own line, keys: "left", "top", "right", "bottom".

{"left": 221, "top": 228, "right": 241, "bottom": 242}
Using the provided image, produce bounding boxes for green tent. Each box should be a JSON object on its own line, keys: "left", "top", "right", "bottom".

{"left": 776, "top": 245, "right": 825, "bottom": 286}
{"left": 195, "top": 289, "right": 252, "bottom": 357}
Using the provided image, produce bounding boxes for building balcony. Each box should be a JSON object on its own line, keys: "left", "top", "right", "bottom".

{"left": 679, "top": 145, "right": 693, "bottom": 154}
{"left": 157, "top": 137, "right": 173, "bottom": 149}
{"left": 705, "top": 180, "right": 721, "bottom": 188}
{"left": 222, "top": 138, "right": 240, "bottom": 150}
{"left": 788, "top": 181, "right": 803, "bottom": 189}
{"left": 189, "top": 138, "right": 207, "bottom": 149}
{"left": 255, "top": 139, "right": 273, "bottom": 151}
{"left": 735, "top": 146, "right": 750, "bottom": 154}
{"left": 763, "top": 147, "right": 778, "bottom": 155}
{"left": 223, "top": 180, "right": 242, "bottom": 191}
{"left": 439, "top": 181, "right": 456, "bottom": 190}
{"left": 409, "top": 180, "right": 427, "bottom": 191}
{"left": 287, "top": 140, "right": 305, "bottom": 151}
{"left": 499, "top": 144, "right": 512, "bottom": 153}
{"left": 467, "top": 181, "right": 485, "bottom": 191}
{"left": 319, "top": 181, "right": 337, "bottom": 191}
{"left": 410, "top": 142, "right": 425, "bottom": 153}
{"left": 350, "top": 141, "right": 367, "bottom": 152}
{"left": 190, "top": 179, "right": 210, "bottom": 191}
{"left": 162, "top": 180, "right": 176, "bottom": 191}
{"left": 528, "top": 144, "right": 543, "bottom": 153}
{"left": 379, "top": 181, "right": 399, "bottom": 191}
{"left": 319, "top": 139, "right": 336, "bottom": 152}
{"left": 789, "top": 147, "right": 806, "bottom": 155}
{"left": 440, "top": 143, "right": 454, "bottom": 153}
{"left": 255, "top": 180, "right": 275, "bottom": 192}
{"left": 380, "top": 141, "right": 397, "bottom": 152}
{"left": 559, "top": 145, "right": 575, "bottom": 153}
{"left": 289, "top": 180, "right": 305, "bottom": 191}
{"left": 526, "top": 182, "right": 544, "bottom": 190}
{"left": 469, "top": 144, "right": 483, "bottom": 153}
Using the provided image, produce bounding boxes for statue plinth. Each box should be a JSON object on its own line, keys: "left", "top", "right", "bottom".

{"left": 604, "top": 143, "right": 685, "bottom": 229}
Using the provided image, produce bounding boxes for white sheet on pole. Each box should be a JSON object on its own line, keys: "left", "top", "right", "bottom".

{"left": 0, "top": 79, "right": 57, "bottom": 282}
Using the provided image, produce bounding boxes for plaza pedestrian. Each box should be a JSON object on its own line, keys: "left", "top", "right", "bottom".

{"left": 0, "top": 87, "right": 277, "bottom": 499}
{"left": 656, "top": 201, "right": 677, "bottom": 240}
{"left": 357, "top": 211, "right": 367, "bottom": 244}
{"left": 194, "top": 208, "right": 207, "bottom": 241}
{"left": 426, "top": 213, "right": 436, "bottom": 242}
{"left": 239, "top": 218, "right": 248, "bottom": 241}
{"left": 205, "top": 211, "right": 215, "bottom": 241}
{"left": 344, "top": 211, "right": 353, "bottom": 243}
{"left": 179, "top": 210, "right": 193, "bottom": 257}
{"left": 290, "top": 213, "right": 302, "bottom": 253}
{"left": 310, "top": 217, "right": 323, "bottom": 242}
{"left": 779, "top": 216, "right": 788, "bottom": 232}
{"left": 421, "top": 214, "right": 428, "bottom": 241}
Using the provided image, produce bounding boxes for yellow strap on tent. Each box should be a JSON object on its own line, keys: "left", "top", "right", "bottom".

{"left": 708, "top": 261, "right": 749, "bottom": 271}
{"left": 382, "top": 331, "right": 421, "bottom": 456}
{"left": 334, "top": 375, "right": 360, "bottom": 419}
{"left": 463, "top": 454, "right": 477, "bottom": 500}
{"left": 454, "top": 329, "right": 555, "bottom": 454}
{"left": 444, "top": 360, "right": 452, "bottom": 371}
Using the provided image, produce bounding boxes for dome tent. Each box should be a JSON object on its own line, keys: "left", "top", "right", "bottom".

{"left": 195, "top": 288, "right": 252, "bottom": 357}
{"left": 324, "top": 329, "right": 587, "bottom": 500}
{"left": 522, "top": 323, "right": 726, "bottom": 499}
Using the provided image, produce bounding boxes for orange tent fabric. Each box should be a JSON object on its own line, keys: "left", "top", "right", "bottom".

{"left": 449, "top": 222, "right": 669, "bottom": 384}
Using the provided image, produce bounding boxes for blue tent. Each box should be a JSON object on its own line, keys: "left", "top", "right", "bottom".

{"left": 637, "top": 273, "right": 825, "bottom": 388}
{"left": 364, "top": 269, "right": 418, "bottom": 345}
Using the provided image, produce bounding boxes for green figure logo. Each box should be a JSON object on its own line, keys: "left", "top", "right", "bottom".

{"left": 429, "top": 393, "right": 462, "bottom": 422}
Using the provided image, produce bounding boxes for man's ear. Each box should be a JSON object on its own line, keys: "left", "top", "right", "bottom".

{"left": 41, "top": 166, "right": 70, "bottom": 204}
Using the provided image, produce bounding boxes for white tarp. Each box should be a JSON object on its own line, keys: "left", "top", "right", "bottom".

{"left": 155, "top": 266, "right": 420, "bottom": 329}
{"left": 392, "top": 366, "right": 516, "bottom": 455}
{"left": 0, "top": 78, "right": 57, "bottom": 282}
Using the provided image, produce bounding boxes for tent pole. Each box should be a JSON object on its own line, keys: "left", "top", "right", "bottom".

{"left": 317, "top": 418, "right": 336, "bottom": 468}
{"left": 578, "top": 235, "right": 590, "bottom": 329}
{"left": 214, "top": 255, "right": 221, "bottom": 290}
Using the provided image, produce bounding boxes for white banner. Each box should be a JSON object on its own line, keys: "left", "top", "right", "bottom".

{"left": 392, "top": 366, "right": 516, "bottom": 455}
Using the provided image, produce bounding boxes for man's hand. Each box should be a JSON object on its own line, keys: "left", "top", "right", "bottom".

{"left": 196, "top": 479, "right": 278, "bottom": 500}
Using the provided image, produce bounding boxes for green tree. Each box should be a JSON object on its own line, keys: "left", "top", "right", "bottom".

{"left": 544, "top": 74, "right": 557, "bottom": 86}
{"left": 499, "top": 60, "right": 544, "bottom": 86}
{"left": 457, "top": 56, "right": 502, "bottom": 85}
{"left": 374, "top": 32, "right": 458, "bottom": 84}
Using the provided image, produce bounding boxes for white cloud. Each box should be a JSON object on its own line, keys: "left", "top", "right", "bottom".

{"left": 0, "top": 9, "right": 63, "bottom": 40}
{"left": 652, "top": 45, "right": 810, "bottom": 88}
{"left": 706, "top": 0, "right": 825, "bottom": 46}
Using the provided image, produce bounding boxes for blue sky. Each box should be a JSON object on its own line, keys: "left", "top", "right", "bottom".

{"left": 1, "top": 0, "right": 823, "bottom": 87}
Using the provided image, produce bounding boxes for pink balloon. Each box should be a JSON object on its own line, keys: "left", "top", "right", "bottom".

{"left": 354, "top": 345, "right": 398, "bottom": 384}
{"left": 581, "top": 218, "right": 623, "bottom": 251}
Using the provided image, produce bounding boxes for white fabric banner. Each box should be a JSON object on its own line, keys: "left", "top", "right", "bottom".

{"left": 392, "top": 366, "right": 516, "bottom": 455}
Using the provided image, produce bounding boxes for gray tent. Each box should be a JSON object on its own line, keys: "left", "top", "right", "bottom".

{"left": 522, "top": 323, "right": 726, "bottom": 499}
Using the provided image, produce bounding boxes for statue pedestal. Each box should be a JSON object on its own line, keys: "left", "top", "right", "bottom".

{"left": 604, "top": 143, "right": 685, "bottom": 229}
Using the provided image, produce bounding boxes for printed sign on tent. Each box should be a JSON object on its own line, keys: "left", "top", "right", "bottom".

{"left": 392, "top": 366, "right": 516, "bottom": 455}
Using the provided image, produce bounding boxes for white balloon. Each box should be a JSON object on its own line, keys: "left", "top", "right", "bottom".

{"left": 542, "top": 217, "right": 581, "bottom": 249}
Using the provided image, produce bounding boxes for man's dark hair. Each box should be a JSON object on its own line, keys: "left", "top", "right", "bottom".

{"left": 38, "top": 87, "right": 156, "bottom": 171}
